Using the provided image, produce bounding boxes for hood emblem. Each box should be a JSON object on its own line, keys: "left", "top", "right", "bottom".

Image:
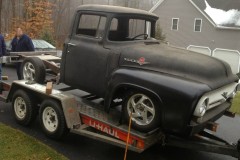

{"left": 124, "top": 57, "right": 150, "bottom": 66}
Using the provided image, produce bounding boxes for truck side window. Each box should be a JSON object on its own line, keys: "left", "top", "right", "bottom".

{"left": 109, "top": 17, "right": 151, "bottom": 41}
{"left": 109, "top": 18, "right": 127, "bottom": 41}
{"left": 77, "top": 14, "right": 106, "bottom": 39}
{"left": 110, "top": 18, "right": 118, "bottom": 31}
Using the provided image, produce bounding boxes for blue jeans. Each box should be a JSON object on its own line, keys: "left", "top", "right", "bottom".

{"left": 16, "top": 62, "right": 22, "bottom": 80}
{"left": 0, "top": 62, "right": 2, "bottom": 93}
{"left": 0, "top": 62, "right": 2, "bottom": 81}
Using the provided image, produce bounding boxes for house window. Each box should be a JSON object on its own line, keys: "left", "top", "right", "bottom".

{"left": 171, "top": 18, "right": 179, "bottom": 30}
{"left": 194, "top": 19, "right": 202, "bottom": 32}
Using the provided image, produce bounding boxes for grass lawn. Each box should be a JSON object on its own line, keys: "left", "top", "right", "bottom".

{"left": 230, "top": 92, "right": 240, "bottom": 114}
{"left": 0, "top": 123, "right": 68, "bottom": 160}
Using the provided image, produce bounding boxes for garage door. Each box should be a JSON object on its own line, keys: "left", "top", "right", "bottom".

{"left": 187, "top": 45, "right": 211, "bottom": 56}
{"left": 213, "top": 48, "right": 240, "bottom": 74}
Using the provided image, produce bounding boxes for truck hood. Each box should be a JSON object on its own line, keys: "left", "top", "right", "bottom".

{"left": 119, "top": 43, "right": 238, "bottom": 89}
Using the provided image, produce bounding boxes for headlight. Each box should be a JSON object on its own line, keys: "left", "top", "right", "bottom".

{"left": 195, "top": 98, "right": 209, "bottom": 117}
{"left": 230, "top": 91, "right": 236, "bottom": 99}
{"left": 229, "top": 85, "right": 238, "bottom": 99}
{"left": 194, "top": 82, "right": 238, "bottom": 117}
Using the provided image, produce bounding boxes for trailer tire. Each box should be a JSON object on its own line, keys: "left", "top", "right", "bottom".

{"left": 12, "top": 90, "right": 37, "bottom": 126}
{"left": 39, "top": 99, "right": 69, "bottom": 139}
{"left": 20, "top": 57, "right": 46, "bottom": 84}
{"left": 123, "top": 91, "right": 161, "bottom": 132}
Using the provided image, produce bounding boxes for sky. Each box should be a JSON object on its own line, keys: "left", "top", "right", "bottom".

{"left": 204, "top": 0, "right": 240, "bottom": 27}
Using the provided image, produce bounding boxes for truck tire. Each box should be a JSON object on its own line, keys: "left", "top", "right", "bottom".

{"left": 20, "top": 57, "right": 46, "bottom": 84}
{"left": 39, "top": 99, "right": 69, "bottom": 139}
{"left": 123, "top": 92, "right": 161, "bottom": 132}
{"left": 12, "top": 90, "right": 37, "bottom": 126}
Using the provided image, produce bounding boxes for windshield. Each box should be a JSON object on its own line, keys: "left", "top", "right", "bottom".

{"left": 108, "top": 16, "right": 156, "bottom": 41}
{"left": 32, "top": 40, "right": 55, "bottom": 49}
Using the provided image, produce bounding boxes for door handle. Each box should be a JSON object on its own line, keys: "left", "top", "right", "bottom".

{"left": 68, "top": 43, "right": 76, "bottom": 47}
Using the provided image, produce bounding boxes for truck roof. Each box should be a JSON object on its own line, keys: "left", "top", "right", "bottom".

{"left": 77, "top": 5, "right": 159, "bottom": 20}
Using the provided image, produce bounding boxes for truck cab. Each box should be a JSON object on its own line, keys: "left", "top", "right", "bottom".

{"left": 61, "top": 5, "right": 158, "bottom": 97}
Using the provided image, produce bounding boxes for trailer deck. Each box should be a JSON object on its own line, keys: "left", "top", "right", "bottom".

{"left": 0, "top": 80, "right": 163, "bottom": 152}
{"left": 0, "top": 80, "right": 240, "bottom": 159}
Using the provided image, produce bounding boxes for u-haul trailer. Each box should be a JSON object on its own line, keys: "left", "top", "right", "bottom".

{"left": 0, "top": 80, "right": 240, "bottom": 159}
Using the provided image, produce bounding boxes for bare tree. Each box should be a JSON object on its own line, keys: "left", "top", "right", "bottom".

{"left": 11, "top": 0, "right": 16, "bottom": 28}
{"left": 0, "top": 0, "right": 2, "bottom": 32}
{"left": 0, "top": 0, "right": 160, "bottom": 42}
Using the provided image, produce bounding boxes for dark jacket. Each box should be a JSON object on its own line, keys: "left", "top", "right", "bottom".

{"left": 11, "top": 34, "right": 35, "bottom": 52}
{"left": 0, "top": 34, "right": 6, "bottom": 57}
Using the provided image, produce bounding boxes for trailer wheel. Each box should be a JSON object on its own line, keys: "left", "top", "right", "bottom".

{"left": 123, "top": 92, "right": 161, "bottom": 132}
{"left": 20, "top": 57, "right": 46, "bottom": 84}
{"left": 39, "top": 99, "right": 68, "bottom": 139}
{"left": 12, "top": 90, "right": 37, "bottom": 126}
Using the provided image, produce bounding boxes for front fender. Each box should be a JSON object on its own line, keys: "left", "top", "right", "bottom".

{"left": 105, "top": 68, "right": 211, "bottom": 135}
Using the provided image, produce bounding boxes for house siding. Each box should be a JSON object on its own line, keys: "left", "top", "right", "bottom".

{"left": 153, "top": 0, "right": 240, "bottom": 52}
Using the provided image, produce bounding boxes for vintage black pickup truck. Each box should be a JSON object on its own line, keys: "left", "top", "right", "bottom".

{"left": 19, "top": 5, "right": 239, "bottom": 136}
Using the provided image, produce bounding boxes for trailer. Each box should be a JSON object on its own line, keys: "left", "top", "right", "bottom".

{"left": 0, "top": 80, "right": 240, "bottom": 159}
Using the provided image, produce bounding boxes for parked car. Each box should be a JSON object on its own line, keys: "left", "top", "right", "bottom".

{"left": 6, "top": 39, "right": 55, "bottom": 51}
{"left": 5, "top": 39, "right": 62, "bottom": 57}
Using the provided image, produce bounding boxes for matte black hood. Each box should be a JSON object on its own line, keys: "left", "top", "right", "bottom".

{"left": 119, "top": 43, "right": 238, "bottom": 89}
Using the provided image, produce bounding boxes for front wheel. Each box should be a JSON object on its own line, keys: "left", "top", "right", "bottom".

{"left": 123, "top": 92, "right": 161, "bottom": 132}
{"left": 39, "top": 99, "right": 68, "bottom": 139}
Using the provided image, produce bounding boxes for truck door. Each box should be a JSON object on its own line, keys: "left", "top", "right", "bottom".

{"left": 63, "top": 13, "right": 109, "bottom": 96}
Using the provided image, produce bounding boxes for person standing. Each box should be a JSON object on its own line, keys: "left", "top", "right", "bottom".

{"left": 0, "top": 34, "right": 6, "bottom": 94}
{"left": 11, "top": 27, "right": 35, "bottom": 80}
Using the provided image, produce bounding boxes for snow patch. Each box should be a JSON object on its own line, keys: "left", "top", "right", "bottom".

{"left": 204, "top": 0, "right": 240, "bottom": 27}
